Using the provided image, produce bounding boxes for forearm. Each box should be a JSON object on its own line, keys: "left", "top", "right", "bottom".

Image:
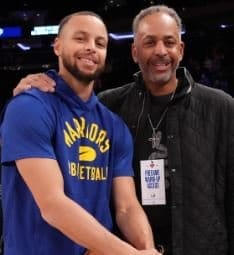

{"left": 116, "top": 203, "right": 155, "bottom": 249}
{"left": 41, "top": 194, "right": 137, "bottom": 255}
{"left": 42, "top": 193, "right": 136, "bottom": 255}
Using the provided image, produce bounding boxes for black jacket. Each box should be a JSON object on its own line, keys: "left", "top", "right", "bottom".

{"left": 98, "top": 67, "right": 234, "bottom": 255}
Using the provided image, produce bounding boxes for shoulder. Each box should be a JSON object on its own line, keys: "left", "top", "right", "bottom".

{"left": 192, "top": 83, "right": 234, "bottom": 105}
{"left": 98, "top": 82, "right": 134, "bottom": 98}
{"left": 5, "top": 90, "right": 43, "bottom": 114}
{"left": 191, "top": 83, "right": 234, "bottom": 118}
{"left": 10, "top": 88, "right": 54, "bottom": 107}
{"left": 97, "top": 82, "right": 136, "bottom": 111}
{"left": 2, "top": 89, "right": 56, "bottom": 126}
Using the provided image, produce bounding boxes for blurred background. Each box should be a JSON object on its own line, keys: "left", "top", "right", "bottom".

{"left": 1, "top": 0, "right": 234, "bottom": 111}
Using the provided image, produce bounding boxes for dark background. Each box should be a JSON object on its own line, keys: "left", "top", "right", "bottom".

{"left": 1, "top": 0, "right": 234, "bottom": 111}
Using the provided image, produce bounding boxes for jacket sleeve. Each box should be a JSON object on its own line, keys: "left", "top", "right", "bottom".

{"left": 227, "top": 98, "right": 234, "bottom": 255}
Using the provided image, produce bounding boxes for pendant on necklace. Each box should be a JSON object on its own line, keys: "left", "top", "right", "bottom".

{"left": 148, "top": 130, "right": 162, "bottom": 149}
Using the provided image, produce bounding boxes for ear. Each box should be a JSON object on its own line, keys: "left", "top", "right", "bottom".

{"left": 131, "top": 42, "right": 138, "bottom": 64}
{"left": 179, "top": 41, "right": 185, "bottom": 62}
{"left": 53, "top": 37, "right": 60, "bottom": 57}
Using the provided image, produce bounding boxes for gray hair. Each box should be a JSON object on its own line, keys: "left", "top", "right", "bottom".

{"left": 132, "top": 5, "right": 182, "bottom": 35}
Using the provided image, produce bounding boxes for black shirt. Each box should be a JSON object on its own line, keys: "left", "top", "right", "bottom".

{"left": 134, "top": 93, "right": 172, "bottom": 254}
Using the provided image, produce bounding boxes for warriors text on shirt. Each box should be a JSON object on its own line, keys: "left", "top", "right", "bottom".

{"left": 63, "top": 116, "right": 110, "bottom": 153}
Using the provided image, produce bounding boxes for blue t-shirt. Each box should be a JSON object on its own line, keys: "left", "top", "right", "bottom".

{"left": 0, "top": 70, "right": 134, "bottom": 255}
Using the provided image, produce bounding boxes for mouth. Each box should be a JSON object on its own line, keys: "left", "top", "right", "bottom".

{"left": 151, "top": 61, "right": 171, "bottom": 71}
{"left": 78, "top": 55, "right": 98, "bottom": 66}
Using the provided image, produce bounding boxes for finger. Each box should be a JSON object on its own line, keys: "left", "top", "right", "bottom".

{"left": 25, "top": 73, "right": 55, "bottom": 92}
{"left": 13, "top": 73, "right": 55, "bottom": 96}
{"left": 13, "top": 83, "right": 31, "bottom": 96}
{"left": 36, "top": 73, "right": 56, "bottom": 86}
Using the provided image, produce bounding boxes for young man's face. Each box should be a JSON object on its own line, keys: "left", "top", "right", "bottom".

{"left": 54, "top": 15, "right": 108, "bottom": 84}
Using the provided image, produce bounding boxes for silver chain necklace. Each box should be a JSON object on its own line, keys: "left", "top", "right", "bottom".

{"left": 148, "top": 90, "right": 176, "bottom": 149}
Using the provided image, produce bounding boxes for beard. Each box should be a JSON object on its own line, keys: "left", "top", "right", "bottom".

{"left": 62, "top": 57, "right": 105, "bottom": 86}
{"left": 146, "top": 67, "right": 173, "bottom": 86}
{"left": 141, "top": 60, "right": 179, "bottom": 86}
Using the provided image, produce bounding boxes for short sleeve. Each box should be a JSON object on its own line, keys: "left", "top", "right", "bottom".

{"left": 1, "top": 93, "right": 56, "bottom": 164}
{"left": 111, "top": 118, "right": 134, "bottom": 177}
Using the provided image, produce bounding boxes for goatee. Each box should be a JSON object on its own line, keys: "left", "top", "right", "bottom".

{"left": 63, "top": 59, "right": 105, "bottom": 86}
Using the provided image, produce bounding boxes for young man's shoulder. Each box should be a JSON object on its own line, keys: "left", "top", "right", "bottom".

{"left": 1, "top": 88, "right": 56, "bottom": 128}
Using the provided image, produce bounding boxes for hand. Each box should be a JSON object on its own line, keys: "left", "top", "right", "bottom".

{"left": 85, "top": 248, "right": 163, "bottom": 255}
{"left": 13, "top": 73, "right": 56, "bottom": 96}
{"left": 137, "top": 248, "right": 163, "bottom": 255}
{"left": 84, "top": 250, "right": 102, "bottom": 255}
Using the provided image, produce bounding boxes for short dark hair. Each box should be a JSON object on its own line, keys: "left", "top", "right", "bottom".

{"left": 58, "top": 11, "right": 107, "bottom": 36}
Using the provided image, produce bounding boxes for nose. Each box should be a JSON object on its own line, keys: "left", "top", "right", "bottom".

{"left": 84, "top": 39, "right": 96, "bottom": 52}
{"left": 154, "top": 40, "right": 167, "bottom": 56}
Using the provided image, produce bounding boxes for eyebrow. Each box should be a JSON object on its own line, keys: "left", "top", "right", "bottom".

{"left": 73, "top": 30, "right": 107, "bottom": 41}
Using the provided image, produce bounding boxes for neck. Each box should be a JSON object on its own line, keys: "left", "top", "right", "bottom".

{"left": 146, "top": 78, "right": 178, "bottom": 96}
{"left": 59, "top": 72, "right": 94, "bottom": 101}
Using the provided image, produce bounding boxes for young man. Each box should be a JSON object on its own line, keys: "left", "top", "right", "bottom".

{"left": 0, "top": 11, "right": 161, "bottom": 255}
{"left": 11, "top": 5, "right": 234, "bottom": 255}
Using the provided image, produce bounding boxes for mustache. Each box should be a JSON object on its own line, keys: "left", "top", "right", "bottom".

{"left": 149, "top": 56, "right": 171, "bottom": 65}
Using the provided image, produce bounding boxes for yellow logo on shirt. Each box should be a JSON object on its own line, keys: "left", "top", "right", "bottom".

{"left": 79, "top": 146, "right": 96, "bottom": 161}
{"left": 63, "top": 116, "right": 110, "bottom": 153}
{"left": 63, "top": 117, "right": 110, "bottom": 180}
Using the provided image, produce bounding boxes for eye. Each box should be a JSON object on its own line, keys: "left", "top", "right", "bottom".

{"left": 77, "top": 37, "right": 84, "bottom": 41}
{"left": 165, "top": 40, "right": 176, "bottom": 47}
{"left": 143, "top": 40, "right": 154, "bottom": 47}
{"left": 96, "top": 40, "right": 107, "bottom": 49}
{"left": 74, "top": 36, "right": 85, "bottom": 42}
